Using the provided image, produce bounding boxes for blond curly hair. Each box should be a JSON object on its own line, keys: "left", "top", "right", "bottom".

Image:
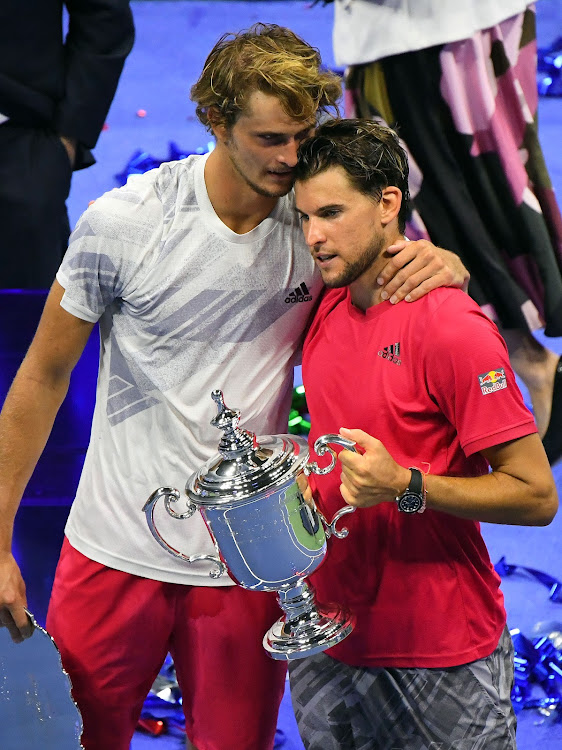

{"left": 191, "top": 23, "right": 341, "bottom": 131}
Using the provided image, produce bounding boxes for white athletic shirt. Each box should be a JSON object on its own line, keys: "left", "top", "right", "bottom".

{"left": 333, "top": 0, "right": 533, "bottom": 66}
{"left": 56, "top": 153, "right": 322, "bottom": 585}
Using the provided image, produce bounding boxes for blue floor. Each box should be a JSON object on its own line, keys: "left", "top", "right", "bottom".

{"left": 5, "top": 2, "right": 562, "bottom": 749}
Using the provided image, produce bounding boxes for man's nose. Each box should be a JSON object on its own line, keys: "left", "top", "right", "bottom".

{"left": 277, "top": 139, "right": 299, "bottom": 167}
{"left": 305, "top": 219, "right": 325, "bottom": 247}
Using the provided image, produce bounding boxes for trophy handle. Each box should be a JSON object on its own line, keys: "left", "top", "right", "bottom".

{"left": 317, "top": 505, "right": 356, "bottom": 540}
{"left": 143, "top": 487, "right": 227, "bottom": 579}
{"left": 304, "top": 434, "right": 358, "bottom": 539}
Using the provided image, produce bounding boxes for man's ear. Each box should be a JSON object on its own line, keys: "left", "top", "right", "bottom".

{"left": 380, "top": 186, "right": 402, "bottom": 226}
{"left": 207, "top": 106, "right": 227, "bottom": 141}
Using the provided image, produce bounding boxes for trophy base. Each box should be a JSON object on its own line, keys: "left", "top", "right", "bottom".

{"left": 263, "top": 604, "right": 355, "bottom": 661}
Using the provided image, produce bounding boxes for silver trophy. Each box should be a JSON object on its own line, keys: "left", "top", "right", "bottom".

{"left": 143, "top": 390, "right": 357, "bottom": 660}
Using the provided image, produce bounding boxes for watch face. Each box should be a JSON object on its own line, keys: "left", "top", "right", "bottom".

{"left": 398, "top": 492, "right": 423, "bottom": 514}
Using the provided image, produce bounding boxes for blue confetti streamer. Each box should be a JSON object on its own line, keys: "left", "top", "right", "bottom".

{"left": 497, "top": 557, "right": 562, "bottom": 718}
{"left": 115, "top": 141, "right": 213, "bottom": 186}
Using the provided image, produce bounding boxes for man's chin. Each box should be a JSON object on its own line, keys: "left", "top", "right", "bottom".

{"left": 264, "top": 172, "right": 295, "bottom": 196}
{"left": 251, "top": 183, "right": 292, "bottom": 199}
{"left": 264, "top": 182, "right": 294, "bottom": 198}
{"left": 321, "top": 275, "right": 346, "bottom": 289}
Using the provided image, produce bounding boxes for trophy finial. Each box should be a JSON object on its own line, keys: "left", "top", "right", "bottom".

{"left": 211, "top": 389, "right": 241, "bottom": 431}
{"left": 211, "top": 389, "right": 225, "bottom": 409}
{"left": 210, "top": 390, "right": 255, "bottom": 457}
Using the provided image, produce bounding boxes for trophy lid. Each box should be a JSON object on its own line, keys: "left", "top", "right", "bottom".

{"left": 186, "top": 390, "right": 309, "bottom": 505}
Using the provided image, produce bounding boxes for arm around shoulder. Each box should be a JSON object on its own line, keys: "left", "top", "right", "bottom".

{"left": 377, "top": 240, "right": 470, "bottom": 303}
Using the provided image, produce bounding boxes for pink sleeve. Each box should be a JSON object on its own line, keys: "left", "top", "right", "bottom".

{"left": 423, "top": 295, "right": 536, "bottom": 457}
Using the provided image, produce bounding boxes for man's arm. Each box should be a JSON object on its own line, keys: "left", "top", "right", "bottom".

{"left": 0, "top": 281, "right": 95, "bottom": 641}
{"left": 57, "top": 0, "right": 135, "bottom": 158}
{"left": 337, "top": 428, "right": 558, "bottom": 527}
{"left": 377, "top": 239, "right": 470, "bottom": 303}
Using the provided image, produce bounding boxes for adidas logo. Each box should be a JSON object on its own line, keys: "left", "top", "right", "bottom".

{"left": 378, "top": 342, "right": 401, "bottom": 365}
{"left": 285, "top": 282, "right": 312, "bottom": 304}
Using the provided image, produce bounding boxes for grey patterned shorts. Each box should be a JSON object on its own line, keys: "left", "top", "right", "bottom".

{"left": 288, "top": 627, "right": 517, "bottom": 750}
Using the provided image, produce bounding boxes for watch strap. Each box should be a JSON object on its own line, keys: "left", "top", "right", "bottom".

{"left": 407, "top": 467, "right": 423, "bottom": 496}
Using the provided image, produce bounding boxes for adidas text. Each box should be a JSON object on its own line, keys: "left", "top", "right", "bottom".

{"left": 285, "top": 283, "right": 312, "bottom": 304}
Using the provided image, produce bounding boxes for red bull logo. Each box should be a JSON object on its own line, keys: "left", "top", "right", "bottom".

{"left": 478, "top": 368, "right": 507, "bottom": 395}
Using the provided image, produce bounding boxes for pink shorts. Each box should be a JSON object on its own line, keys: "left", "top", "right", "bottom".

{"left": 47, "top": 538, "right": 287, "bottom": 750}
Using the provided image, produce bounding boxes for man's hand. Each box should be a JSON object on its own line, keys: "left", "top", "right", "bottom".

{"left": 59, "top": 135, "right": 77, "bottom": 168}
{"left": 377, "top": 240, "right": 470, "bottom": 304}
{"left": 0, "top": 553, "right": 33, "bottom": 643}
{"left": 337, "top": 428, "right": 410, "bottom": 508}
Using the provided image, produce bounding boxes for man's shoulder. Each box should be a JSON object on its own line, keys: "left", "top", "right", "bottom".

{"left": 416, "top": 286, "right": 475, "bottom": 310}
{"left": 404, "top": 287, "right": 483, "bottom": 324}
{"left": 81, "top": 155, "right": 201, "bottom": 226}
{"left": 385, "top": 288, "right": 496, "bottom": 356}
{"left": 409, "top": 288, "right": 501, "bottom": 356}
{"left": 122, "top": 155, "right": 200, "bottom": 201}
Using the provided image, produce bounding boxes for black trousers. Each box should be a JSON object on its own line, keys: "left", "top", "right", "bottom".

{"left": 0, "top": 122, "right": 72, "bottom": 289}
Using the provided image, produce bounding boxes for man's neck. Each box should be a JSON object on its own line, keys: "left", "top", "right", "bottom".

{"left": 349, "top": 281, "right": 386, "bottom": 312}
{"left": 204, "top": 149, "right": 281, "bottom": 234}
{"left": 349, "top": 233, "right": 405, "bottom": 312}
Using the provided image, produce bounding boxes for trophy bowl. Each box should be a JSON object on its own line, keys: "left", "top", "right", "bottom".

{"left": 143, "top": 390, "right": 357, "bottom": 660}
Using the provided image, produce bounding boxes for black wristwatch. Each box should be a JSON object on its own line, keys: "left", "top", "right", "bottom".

{"left": 395, "top": 467, "right": 426, "bottom": 514}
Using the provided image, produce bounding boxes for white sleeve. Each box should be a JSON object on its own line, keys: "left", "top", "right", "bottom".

{"left": 56, "top": 171, "right": 164, "bottom": 320}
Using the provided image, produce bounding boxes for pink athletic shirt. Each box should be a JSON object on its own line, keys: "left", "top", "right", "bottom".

{"left": 303, "top": 286, "right": 537, "bottom": 668}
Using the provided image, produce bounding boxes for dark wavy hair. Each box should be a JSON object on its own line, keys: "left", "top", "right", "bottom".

{"left": 295, "top": 118, "right": 410, "bottom": 233}
{"left": 191, "top": 23, "right": 341, "bottom": 131}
